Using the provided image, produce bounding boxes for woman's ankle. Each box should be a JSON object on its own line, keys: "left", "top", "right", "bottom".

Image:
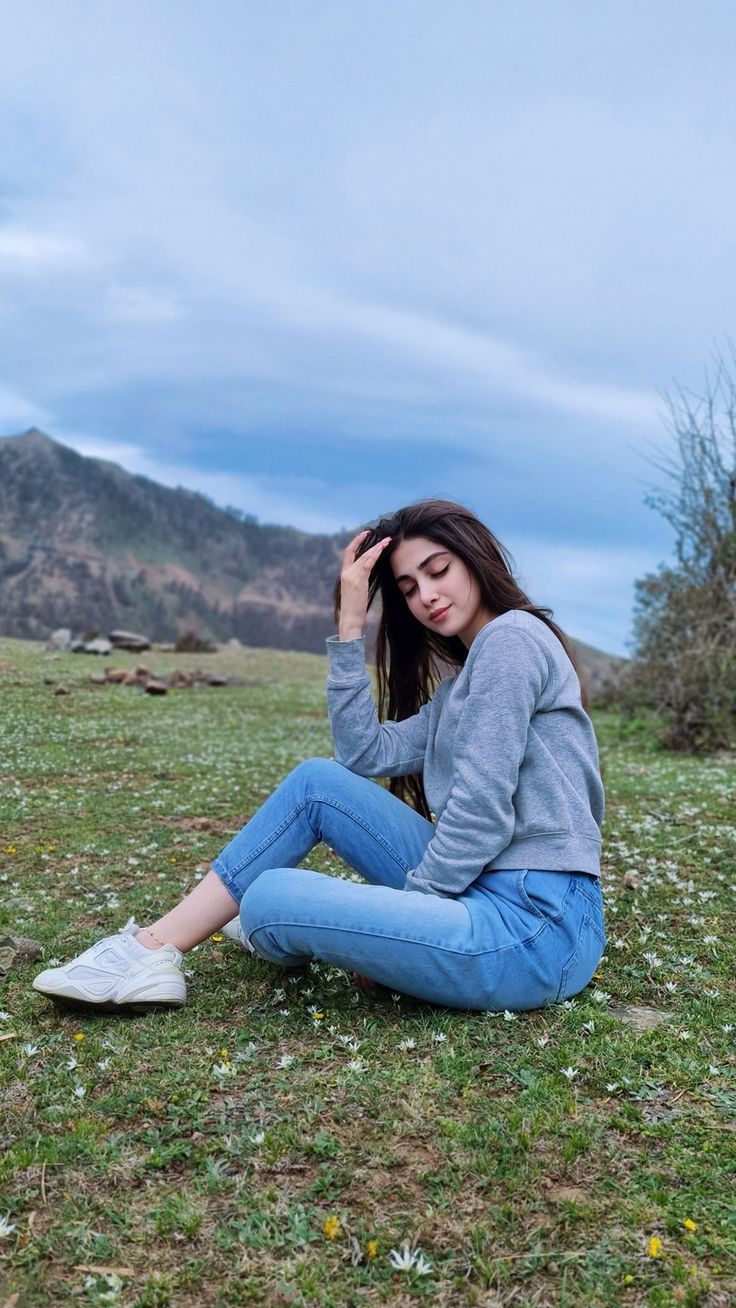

{"left": 135, "top": 927, "right": 167, "bottom": 951}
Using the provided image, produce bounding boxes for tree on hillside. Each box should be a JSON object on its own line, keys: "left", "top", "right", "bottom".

{"left": 630, "top": 347, "right": 736, "bottom": 751}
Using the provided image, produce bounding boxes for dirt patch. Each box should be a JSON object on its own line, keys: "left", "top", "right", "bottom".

{"left": 609, "top": 1004, "right": 672, "bottom": 1032}
{"left": 156, "top": 815, "right": 247, "bottom": 834}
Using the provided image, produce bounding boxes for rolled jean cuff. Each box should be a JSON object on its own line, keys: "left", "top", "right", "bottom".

{"left": 210, "top": 858, "right": 243, "bottom": 903}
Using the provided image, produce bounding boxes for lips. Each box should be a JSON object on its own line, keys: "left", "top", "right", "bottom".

{"left": 429, "top": 606, "right": 450, "bottom": 622}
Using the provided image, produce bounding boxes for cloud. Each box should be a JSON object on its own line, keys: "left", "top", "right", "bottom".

{"left": 56, "top": 433, "right": 346, "bottom": 534}
{"left": 0, "top": 382, "right": 50, "bottom": 430}
{"left": 0, "top": 227, "right": 87, "bottom": 269}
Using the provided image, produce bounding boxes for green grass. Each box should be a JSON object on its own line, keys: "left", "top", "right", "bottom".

{"left": 1, "top": 637, "right": 734, "bottom": 1307}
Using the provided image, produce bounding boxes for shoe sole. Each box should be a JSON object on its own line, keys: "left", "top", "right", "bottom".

{"left": 39, "top": 993, "right": 186, "bottom": 1015}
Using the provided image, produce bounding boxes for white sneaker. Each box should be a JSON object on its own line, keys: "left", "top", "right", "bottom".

{"left": 222, "top": 916, "right": 255, "bottom": 953}
{"left": 32, "top": 919, "right": 187, "bottom": 1012}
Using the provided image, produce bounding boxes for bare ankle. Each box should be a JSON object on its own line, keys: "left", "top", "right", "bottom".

{"left": 136, "top": 927, "right": 166, "bottom": 951}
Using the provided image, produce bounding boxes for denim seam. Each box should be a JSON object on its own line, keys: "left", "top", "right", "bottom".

{"left": 246, "top": 917, "right": 549, "bottom": 958}
{"left": 214, "top": 792, "right": 416, "bottom": 886}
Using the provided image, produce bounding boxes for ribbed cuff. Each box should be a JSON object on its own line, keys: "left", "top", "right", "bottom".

{"left": 325, "top": 635, "right": 368, "bottom": 680}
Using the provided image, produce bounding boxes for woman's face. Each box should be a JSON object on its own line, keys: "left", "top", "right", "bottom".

{"left": 390, "top": 535, "right": 495, "bottom": 647}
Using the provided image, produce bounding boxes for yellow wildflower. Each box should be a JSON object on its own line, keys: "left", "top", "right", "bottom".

{"left": 220, "top": 1048, "right": 229, "bottom": 1059}
{"left": 366, "top": 1240, "right": 378, "bottom": 1259}
{"left": 312, "top": 1011, "right": 325, "bottom": 1021}
{"left": 5, "top": 845, "right": 16, "bottom": 855}
{"left": 73, "top": 1032, "right": 85, "bottom": 1042}
{"left": 647, "top": 1236, "right": 662, "bottom": 1258}
{"left": 323, "top": 1216, "right": 342, "bottom": 1241}
{"left": 683, "top": 1218, "right": 697, "bottom": 1232}
{"left": 623, "top": 1274, "right": 633, "bottom": 1284}
{"left": 211, "top": 934, "right": 223, "bottom": 942}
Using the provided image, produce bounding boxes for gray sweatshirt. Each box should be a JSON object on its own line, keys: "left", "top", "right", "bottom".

{"left": 325, "top": 610, "right": 605, "bottom": 897}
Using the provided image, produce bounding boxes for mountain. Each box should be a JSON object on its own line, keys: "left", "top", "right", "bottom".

{"left": 0, "top": 429, "right": 342, "bottom": 651}
{"left": 0, "top": 429, "right": 625, "bottom": 689}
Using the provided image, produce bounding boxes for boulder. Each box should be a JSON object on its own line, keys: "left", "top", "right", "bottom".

{"left": 105, "top": 667, "right": 129, "bottom": 683}
{"left": 84, "top": 637, "right": 113, "bottom": 656}
{"left": 109, "top": 630, "right": 151, "bottom": 652}
{"left": 47, "top": 627, "right": 73, "bottom": 651}
{"left": 144, "top": 679, "right": 168, "bottom": 695}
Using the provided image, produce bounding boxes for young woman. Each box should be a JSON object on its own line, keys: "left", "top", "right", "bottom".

{"left": 33, "top": 499, "right": 606, "bottom": 1014}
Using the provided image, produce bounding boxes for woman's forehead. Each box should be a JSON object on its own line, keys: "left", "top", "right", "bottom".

{"left": 390, "top": 536, "right": 450, "bottom": 577}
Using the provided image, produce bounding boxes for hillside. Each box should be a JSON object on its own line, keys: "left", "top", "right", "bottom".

{"left": 0, "top": 429, "right": 342, "bottom": 651}
{"left": 0, "top": 429, "right": 625, "bottom": 688}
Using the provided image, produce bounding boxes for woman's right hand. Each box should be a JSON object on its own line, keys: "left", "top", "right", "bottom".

{"left": 338, "top": 529, "right": 392, "bottom": 641}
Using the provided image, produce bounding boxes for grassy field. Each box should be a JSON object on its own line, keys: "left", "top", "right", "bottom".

{"left": 0, "top": 637, "right": 734, "bottom": 1308}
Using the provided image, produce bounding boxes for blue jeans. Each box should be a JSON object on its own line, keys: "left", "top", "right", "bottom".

{"left": 211, "top": 759, "right": 606, "bottom": 1012}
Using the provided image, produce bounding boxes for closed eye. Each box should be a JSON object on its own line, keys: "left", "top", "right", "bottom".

{"left": 401, "top": 564, "right": 449, "bottom": 598}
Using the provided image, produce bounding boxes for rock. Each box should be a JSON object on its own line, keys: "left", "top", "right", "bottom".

{"left": 207, "top": 675, "right": 229, "bottom": 687}
{"left": 170, "top": 670, "right": 193, "bottom": 687}
{"left": 134, "top": 664, "right": 153, "bottom": 679}
{"left": 43, "top": 676, "right": 56, "bottom": 685}
{"left": 70, "top": 640, "right": 87, "bottom": 653}
{"left": 54, "top": 686, "right": 70, "bottom": 696}
{"left": 155, "top": 643, "right": 176, "bottom": 653}
{"left": 105, "top": 667, "right": 129, "bottom": 683}
{"left": 122, "top": 671, "right": 139, "bottom": 685}
{"left": 0, "top": 934, "right": 43, "bottom": 974}
{"left": 90, "top": 673, "right": 107, "bottom": 684}
{"left": 47, "top": 627, "right": 73, "bottom": 651}
{"left": 623, "top": 870, "right": 640, "bottom": 889}
{"left": 84, "top": 637, "right": 113, "bottom": 655}
{"left": 609, "top": 1004, "right": 672, "bottom": 1032}
{"left": 144, "top": 679, "right": 168, "bottom": 695}
{"left": 225, "top": 637, "right": 242, "bottom": 648}
{"left": 109, "top": 630, "right": 151, "bottom": 651}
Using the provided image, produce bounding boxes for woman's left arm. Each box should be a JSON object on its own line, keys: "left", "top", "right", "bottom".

{"left": 403, "top": 628, "right": 548, "bottom": 897}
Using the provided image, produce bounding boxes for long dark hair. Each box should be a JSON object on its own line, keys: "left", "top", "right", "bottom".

{"left": 334, "top": 498, "right": 580, "bottom": 819}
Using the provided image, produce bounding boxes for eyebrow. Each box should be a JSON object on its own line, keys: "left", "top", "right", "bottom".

{"left": 395, "top": 551, "right": 450, "bottom": 584}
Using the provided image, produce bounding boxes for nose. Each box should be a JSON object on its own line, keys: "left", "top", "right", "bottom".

{"left": 418, "top": 577, "right": 441, "bottom": 608}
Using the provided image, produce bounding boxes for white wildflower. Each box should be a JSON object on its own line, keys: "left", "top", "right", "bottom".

{"left": 277, "top": 1054, "right": 294, "bottom": 1068}
{"left": 664, "top": 981, "right": 677, "bottom": 993}
{"left": 97, "top": 1057, "right": 111, "bottom": 1071}
{"left": 250, "top": 1129, "right": 265, "bottom": 1145}
{"left": 722, "top": 1024, "right": 733, "bottom": 1034}
{"left": 388, "top": 1242, "right": 432, "bottom": 1274}
{"left": 678, "top": 1030, "right": 692, "bottom": 1041}
{"left": 212, "top": 1061, "right": 235, "bottom": 1078}
{"left": 561, "top": 1066, "right": 579, "bottom": 1080}
{"left": 73, "top": 1085, "right": 86, "bottom": 1099}
{"left": 66, "top": 1057, "right": 79, "bottom": 1070}
{"left": 0, "top": 1011, "right": 11, "bottom": 1021}
{"left": 581, "top": 1020, "right": 595, "bottom": 1033}
{"left": 22, "top": 1042, "right": 39, "bottom": 1057}
{"left": 605, "top": 1083, "right": 619, "bottom": 1092}
{"left": 535, "top": 1035, "right": 550, "bottom": 1048}
{"left": 431, "top": 1032, "right": 448, "bottom": 1043}
{"left": 702, "top": 935, "right": 718, "bottom": 945}
{"left": 708, "top": 1065, "right": 720, "bottom": 1076}
{"left": 643, "top": 952, "right": 663, "bottom": 968}
{"left": 503, "top": 1010, "right": 517, "bottom": 1021}
{"left": 591, "top": 989, "right": 610, "bottom": 1003}
{"left": 346, "top": 1059, "right": 366, "bottom": 1072}
{"left": 398, "top": 1038, "right": 416, "bottom": 1051}
{"left": 0, "top": 1215, "right": 17, "bottom": 1239}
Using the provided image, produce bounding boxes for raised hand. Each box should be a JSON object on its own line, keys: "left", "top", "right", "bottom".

{"left": 338, "top": 529, "right": 392, "bottom": 641}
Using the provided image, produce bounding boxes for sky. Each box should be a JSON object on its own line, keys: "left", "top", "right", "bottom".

{"left": 1, "top": 1, "right": 735, "bottom": 655}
